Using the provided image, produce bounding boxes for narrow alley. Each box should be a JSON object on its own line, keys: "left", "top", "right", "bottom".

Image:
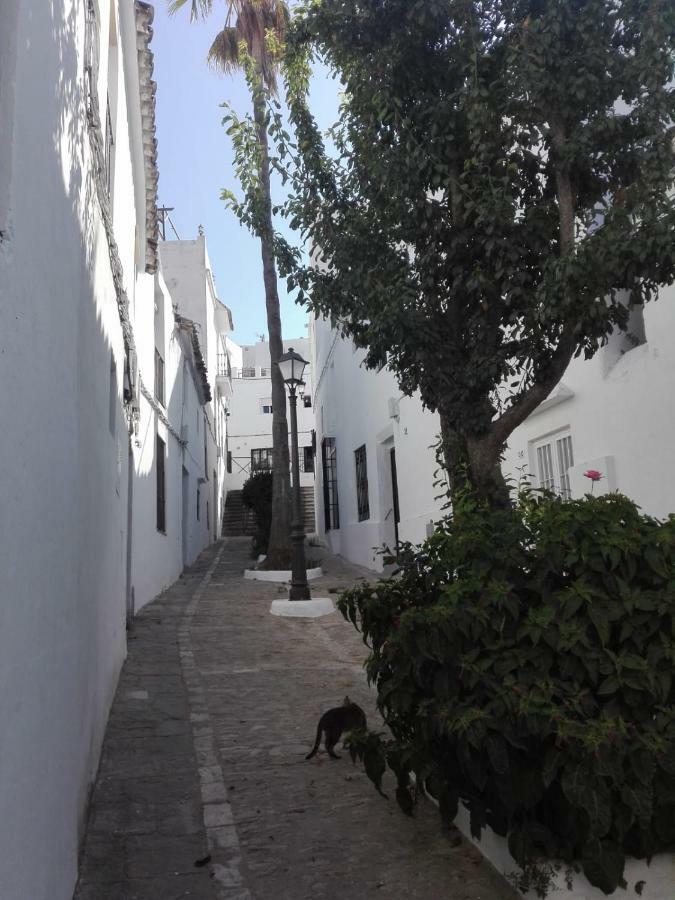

{"left": 74, "top": 539, "right": 516, "bottom": 900}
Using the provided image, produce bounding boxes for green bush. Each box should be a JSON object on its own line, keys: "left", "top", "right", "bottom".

{"left": 338, "top": 489, "right": 675, "bottom": 895}
{"left": 242, "top": 471, "right": 273, "bottom": 556}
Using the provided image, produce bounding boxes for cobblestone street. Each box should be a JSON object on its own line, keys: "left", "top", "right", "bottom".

{"left": 75, "top": 539, "right": 517, "bottom": 900}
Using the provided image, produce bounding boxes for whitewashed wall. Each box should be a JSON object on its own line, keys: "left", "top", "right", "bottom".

{"left": 502, "top": 288, "right": 675, "bottom": 514}
{"left": 311, "top": 317, "right": 445, "bottom": 569}
{"left": 129, "top": 270, "right": 222, "bottom": 613}
{"left": 0, "top": 3, "right": 136, "bottom": 898}
{"left": 159, "top": 237, "right": 232, "bottom": 548}
{"left": 227, "top": 337, "right": 315, "bottom": 491}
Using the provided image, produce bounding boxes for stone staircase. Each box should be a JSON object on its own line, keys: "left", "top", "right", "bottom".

{"left": 222, "top": 486, "right": 315, "bottom": 537}
{"left": 299, "top": 486, "right": 316, "bottom": 534}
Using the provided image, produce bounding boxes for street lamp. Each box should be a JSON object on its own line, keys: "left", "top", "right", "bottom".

{"left": 278, "top": 347, "right": 311, "bottom": 601}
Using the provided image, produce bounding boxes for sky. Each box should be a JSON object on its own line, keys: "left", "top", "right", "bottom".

{"left": 150, "top": 3, "right": 340, "bottom": 346}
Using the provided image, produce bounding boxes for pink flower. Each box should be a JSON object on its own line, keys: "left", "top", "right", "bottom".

{"left": 584, "top": 470, "right": 603, "bottom": 482}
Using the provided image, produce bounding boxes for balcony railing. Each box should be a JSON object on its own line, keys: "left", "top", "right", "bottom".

{"left": 230, "top": 365, "right": 312, "bottom": 380}
{"left": 216, "top": 353, "right": 232, "bottom": 379}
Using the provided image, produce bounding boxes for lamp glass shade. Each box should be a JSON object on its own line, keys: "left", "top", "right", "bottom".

{"left": 278, "top": 347, "right": 308, "bottom": 386}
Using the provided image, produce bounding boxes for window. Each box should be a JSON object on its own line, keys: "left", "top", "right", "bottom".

{"left": 154, "top": 348, "right": 165, "bottom": 406}
{"left": 260, "top": 367, "right": 270, "bottom": 377}
{"left": 242, "top": 367, "right": 256, "bottom": 378}
{"left": 303, "top": 446, "right": 314, "bottom": 474}
{"left": 303, "top": 395, "right": 312, "bottom": 408}
{"left": 535, "top": 431, "right": 574, "bottom": 500}
{"left": 354, "top": 444, "right": 370, "bottom": 521}
{"left": 322, "top": 437, "right": 340, "bottom": 531}
{"left": 259, "top": 398, "right": 273, "bottom": 414}
{"left": 156, "top": 436, "right": 166, "bottom": 533}
{"left": 251, "top": 448, "right": 273, "bottom": 473}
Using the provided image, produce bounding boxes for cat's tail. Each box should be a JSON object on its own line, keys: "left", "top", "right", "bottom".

{"left": 305, "top": 723, "right": 322, "bottom": 759}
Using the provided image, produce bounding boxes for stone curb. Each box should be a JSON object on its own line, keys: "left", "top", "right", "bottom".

{"left": 178, "top": 545, "right": 253, "bottom": 900}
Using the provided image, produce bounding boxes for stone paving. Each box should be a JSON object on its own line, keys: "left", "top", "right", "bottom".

{"left": 74, "top": 538, "right": 517, "bottom": 900}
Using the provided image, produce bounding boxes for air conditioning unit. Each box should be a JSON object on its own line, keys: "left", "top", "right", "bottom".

{"left": 388, "top": 397, "right": 400, "bottom": 419}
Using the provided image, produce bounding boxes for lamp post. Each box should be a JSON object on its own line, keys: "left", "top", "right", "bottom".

{"left": 278, "top": 347, "right": 311, "bottom": 601}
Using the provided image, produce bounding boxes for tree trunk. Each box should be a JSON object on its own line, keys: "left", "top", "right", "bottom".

{"left": 439, "top": 410, "right": 511, "bottom": 509}
{"left": 436, "top": 116, "right": 579, "bottom": 511}
{"left": 252, "top": 79, "right": 292, "bottom": 569}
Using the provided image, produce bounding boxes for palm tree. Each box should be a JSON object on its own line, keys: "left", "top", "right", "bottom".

{"left": 170, "top": 0, "right": 293, "bottom": 568}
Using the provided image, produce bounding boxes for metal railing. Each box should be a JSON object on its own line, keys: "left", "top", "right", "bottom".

{"left": 216, "top": 353, "right": 232, "bottom": 378}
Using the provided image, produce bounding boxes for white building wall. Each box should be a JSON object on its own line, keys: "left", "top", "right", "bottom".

{"left": 227, "top": 337, "right": 316, "bottom": 491}
{"left": 502, "top": 289, "right": 675, "bottom": 515}
{"left": 130, "top": 244, "right": 231, "bottom": 614}
{"left": 311, "top": 318, "right": 444, "bottom": 570}
{"left": 159, "top": 237, "right": 232, "bottom": 548}
{"left": 0, "top": 3, "right": 137, "bottom": 898}
{"left": 311, "top": 281, "right": 675, "bottom": 574}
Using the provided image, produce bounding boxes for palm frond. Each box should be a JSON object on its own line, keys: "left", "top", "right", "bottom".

{"left": 181, "top": 0, "right": 290, "bottom": 92}
{"left": 207, "top": 27, "right": 240, "bottom": 73}
{"left": 168, "top": 0, "right": 214, "bottom": 22}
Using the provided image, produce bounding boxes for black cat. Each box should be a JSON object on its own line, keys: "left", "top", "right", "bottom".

{"left": 305, "top": 696, "right": 367, "bottom": 760}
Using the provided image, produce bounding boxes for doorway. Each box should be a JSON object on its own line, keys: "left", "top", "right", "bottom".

{"left": 390, "top": 447, "right": 400, "bottom": 553}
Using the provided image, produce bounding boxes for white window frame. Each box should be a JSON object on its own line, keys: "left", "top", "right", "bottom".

{"left": 259, "top": 398, "right": 273, "bottom": 414}
{"left": 532, "top": 429, "right": 574, "bottom": 500}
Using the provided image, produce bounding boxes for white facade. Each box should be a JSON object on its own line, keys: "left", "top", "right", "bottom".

{"left": 311, "top": 283, "right": 675, "bottom": 571}
{"left": 128, "top": 250, "right": 232, "bottom": 615}
{"left": 0, "top": 5, "right": 231, "bottom": 899}
{"left": 311, "top": 318, "right": 443, "bottom": 570}
{"left": 227, "top": 337, "right": 316, "bottom": 492}
{"left": 0, "top": 3, "right": 145, "bottom": 898}
{"left": 128, "top": 236, "right": 233, "bottom": 615}
{"left": 502, "top": 290, "right": 675, "bottom": 516}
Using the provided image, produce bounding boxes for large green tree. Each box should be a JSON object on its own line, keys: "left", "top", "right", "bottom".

{"left": 170, "top": 0, "right": 293, "bottom": 566}
{"left": 278, "top": 0, "right": 675, "bottom": 506}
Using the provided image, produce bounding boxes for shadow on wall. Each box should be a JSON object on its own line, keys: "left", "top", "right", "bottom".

{"left": 0, "top": 3, "right": 137, "bottom": 900}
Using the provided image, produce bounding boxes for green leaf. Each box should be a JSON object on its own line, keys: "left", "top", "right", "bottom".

{"left": 581, "top": 840, "right": 626, "bottom": 894}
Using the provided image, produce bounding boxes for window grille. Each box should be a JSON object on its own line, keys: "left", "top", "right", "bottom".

{"left": 156, "top": 436, "right": 166, "bottom": 532}
{"left": 154, "top": 348, "right": 165, "bottom": 406}
{"left": 535, "top": 431, "right": 574, "bottom": 500}
{"left": 260, "top": 367, "right": 270, "bottom": 377}
{"left": 354, "top": 445, "right": 370, "bottom": 521}
{"left": 556, "top": 434, "right": 574, "bottom": 500}
{"left": 251, "top": 448, "right": 273, "bottom": 473}
{"left": 217, "top": 353, "right": 231, "bottom": 377}
{"left": 321, "top": 438, "right": 340, "bottom": 531}
{"left": 242, "top": 367, "right": 256, "bottom": 378}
